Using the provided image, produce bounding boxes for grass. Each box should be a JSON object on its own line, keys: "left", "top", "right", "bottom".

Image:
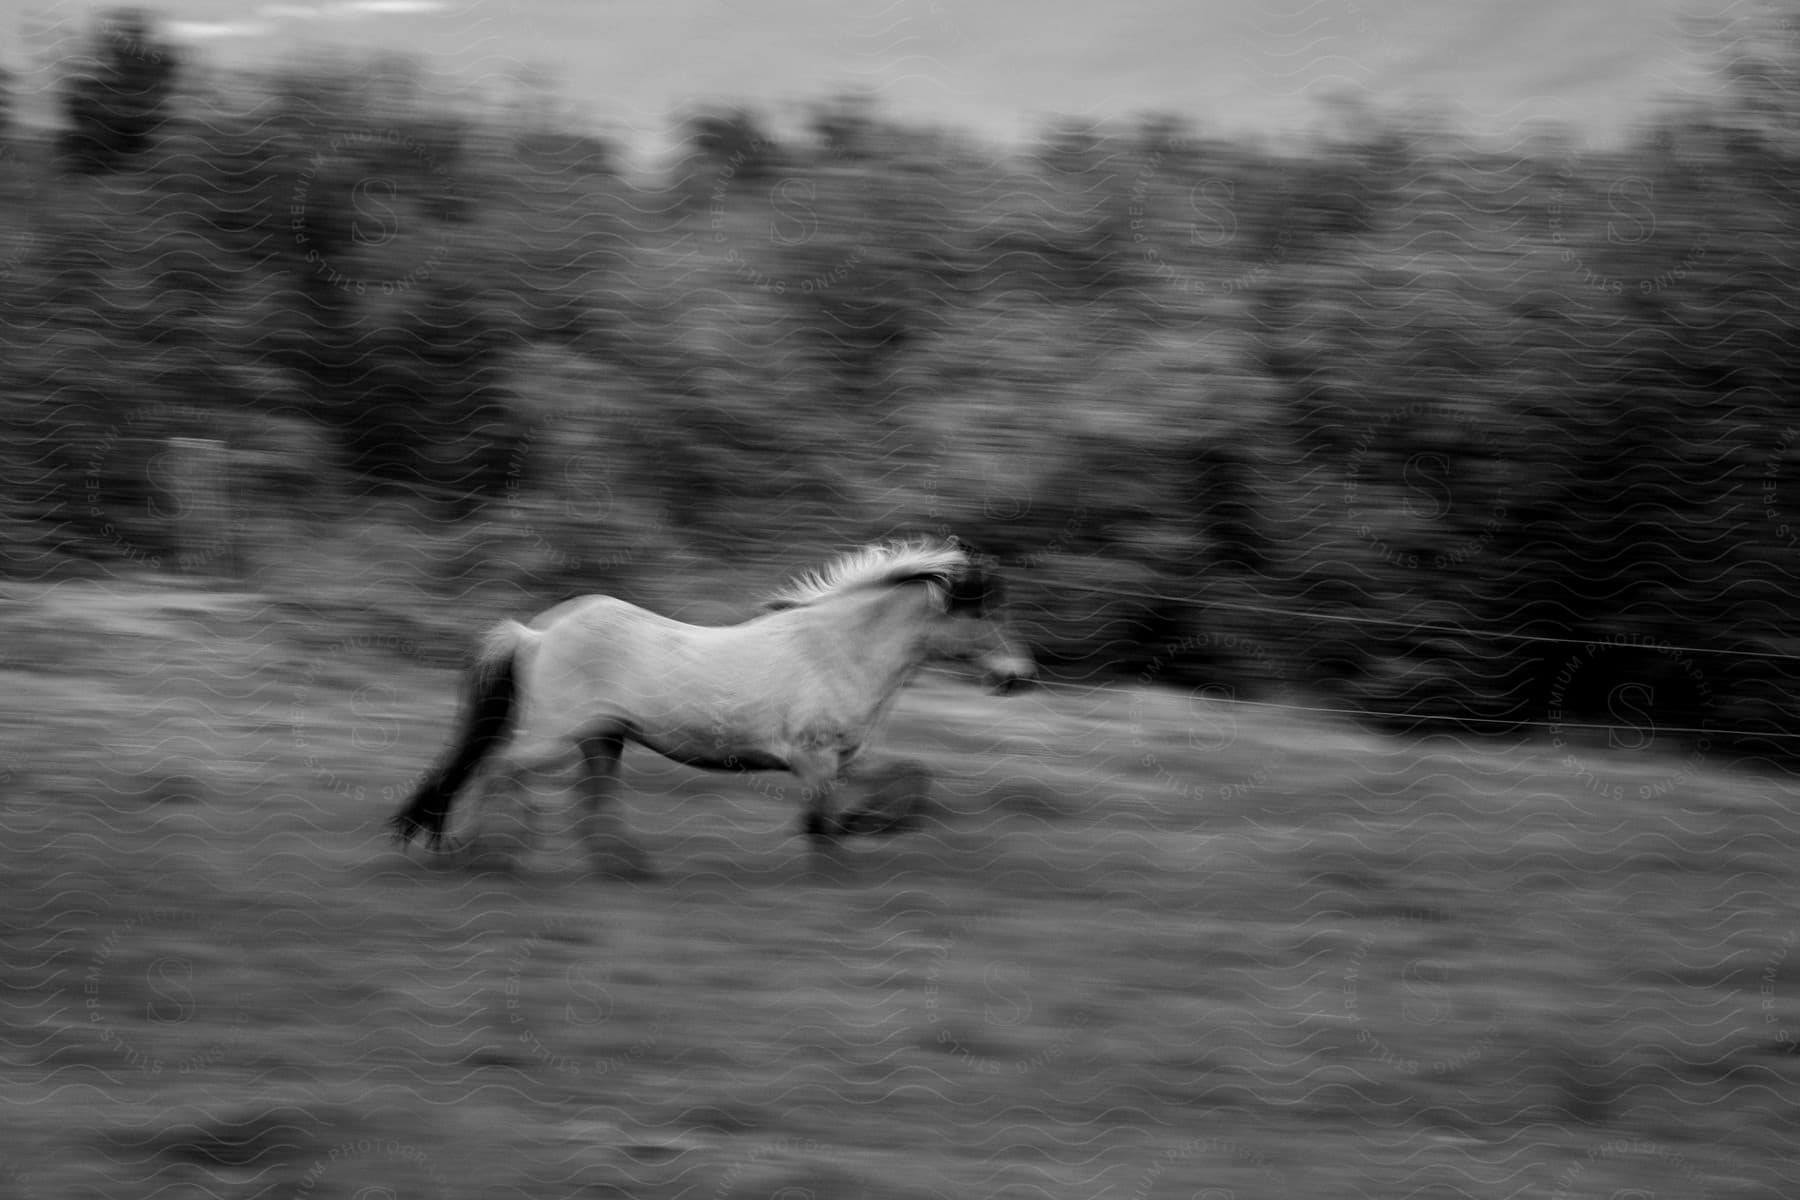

{"left": 0, "top": 576, "right": 1795, "bottom": 1198}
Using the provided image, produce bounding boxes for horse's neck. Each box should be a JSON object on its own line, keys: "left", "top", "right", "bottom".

{"left": 824, "top": 587, "right": 935, "bottom": 695}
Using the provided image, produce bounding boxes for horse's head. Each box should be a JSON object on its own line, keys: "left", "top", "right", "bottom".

{"left": 928, "top": 553, "right": 1037, "bottom": 695}
{"left": 782, "top": 535, "right": 1038, "bottom": 695}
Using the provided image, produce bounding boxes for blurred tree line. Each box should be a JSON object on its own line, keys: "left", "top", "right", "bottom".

{"left": 4, "top": 6, "right": 1800, "bottom": 761}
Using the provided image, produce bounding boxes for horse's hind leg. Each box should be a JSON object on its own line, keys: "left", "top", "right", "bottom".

{"left": 577, "top": 734, "right": 654, "bottom": 881}
{"left": 464, "top": 755, "right": 540, "bottom": 873}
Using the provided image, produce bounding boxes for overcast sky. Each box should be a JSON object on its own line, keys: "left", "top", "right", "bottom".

{"left": 2, "top": 0, "right": 1729, "bottom": 162}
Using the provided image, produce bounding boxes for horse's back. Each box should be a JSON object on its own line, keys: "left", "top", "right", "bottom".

{"left": 527, "top": 594, "right": 689, "bottom": 673}
{"left": 528, "top": 593, "right": 646, "bottom": 633}
{"left": 523, "top": 593, "right": 786, "bottom": 704}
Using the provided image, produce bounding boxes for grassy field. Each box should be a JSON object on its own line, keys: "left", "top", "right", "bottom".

{"left": 2, "top": 577, "right": 1797, "bottom": 1198}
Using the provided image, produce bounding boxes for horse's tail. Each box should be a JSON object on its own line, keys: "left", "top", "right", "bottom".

{"left": 390, "top": 620, "right": 528, "bottom": 850}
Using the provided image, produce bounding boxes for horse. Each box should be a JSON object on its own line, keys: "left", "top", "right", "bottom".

{"left": 388, "top": 536, "right": 1036, "bottom": 877}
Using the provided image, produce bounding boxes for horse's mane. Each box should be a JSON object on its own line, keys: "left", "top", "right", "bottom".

{"left": 763, "top": 537, "right": 970, "bottom": 611}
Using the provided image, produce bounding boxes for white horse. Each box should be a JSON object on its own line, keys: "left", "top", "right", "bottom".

{"left": 389, "top": 536, "right": 1036, "bottom": 876}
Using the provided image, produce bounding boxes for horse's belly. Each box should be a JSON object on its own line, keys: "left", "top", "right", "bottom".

{"left": 536, "top": 612, "right": 807, "bottom": 772}
{"left": 632, "top": 727, "right": 789, "bottom": 773}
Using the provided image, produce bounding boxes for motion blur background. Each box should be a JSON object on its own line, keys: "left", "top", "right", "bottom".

{"left": 3, "top": 2, "right": 1800, "bottom": 1198}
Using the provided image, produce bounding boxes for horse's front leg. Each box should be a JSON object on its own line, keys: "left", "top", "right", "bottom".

{"left": 789, "top": 750, "right": 852, "bottom": 880}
